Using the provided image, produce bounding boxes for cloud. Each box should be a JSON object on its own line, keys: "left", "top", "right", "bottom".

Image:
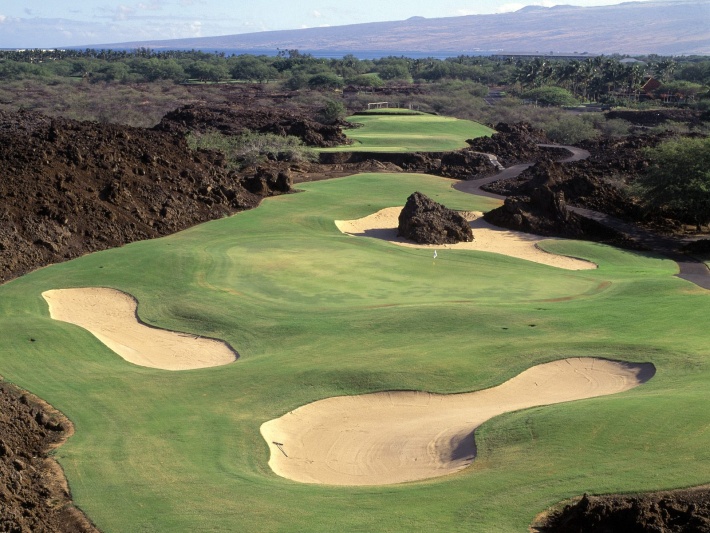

{"left": 137, "top": 1, "right": 163, "bottom": 10}
{"left": 189, "top": 20, "right": 202, "bottom": 36}
{"left": 0, "top": 15, "right": 7, "bottom": 24}
{"left": 113, "top": 5, "right": 135, "bottom": 21}
{"left": 312, "top": 10, "right": 322, "bottom": 18}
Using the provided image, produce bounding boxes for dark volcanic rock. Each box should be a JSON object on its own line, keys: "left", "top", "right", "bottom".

{"left": 0, "top": 381, "right": 98, "bottom": 533}
{"left": 0, "top": 109, "right": 293, "bottom": 284}
{"left": 483, "top": 160, "right": 639, "bottom": 249}
{"left": 482, "top": 133, "right": 697, "bottom": 232}
{"left": 537, "top": 489, "right": 710, "bottom": 533}
{"left": 398, "top": 192, "right": 473, "bottom": 245}
{"left": 465, "top": 122, "right": 550, "bottom": 167}
{"left": 606, "top": 108, "right": 707, "bottom": 128}
{"left": 155, "top": 103, "right": 349, "bottom": 147}
{"left": 437, "top": 150, "right": 498, "bottom": 179}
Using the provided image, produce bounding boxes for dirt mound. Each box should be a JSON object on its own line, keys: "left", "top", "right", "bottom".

{"left": 536, "top": 488, "right": 710, "bottom": 532}
{"left": 398, "top": 192, "right": 473, "bottom": 244}
{"left": 0, "top": 109, "right": 294, "bottom": 284}
{"left": 155, "top": 103, "right": 349, "bottom": 147}
{"left": 0, "top": 380, "right": 98, "bottom": 533}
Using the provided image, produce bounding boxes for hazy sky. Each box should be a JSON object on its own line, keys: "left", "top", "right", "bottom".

{"left": 0, "top": 0, "right": 672, "bottom": 48}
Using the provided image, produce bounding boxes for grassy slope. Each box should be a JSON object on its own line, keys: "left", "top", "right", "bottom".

{"left": 321, "top": 113, "right": 495, "bottom": 152}
{"left": 1, "top": 172, "right": 709, "bottom": 531}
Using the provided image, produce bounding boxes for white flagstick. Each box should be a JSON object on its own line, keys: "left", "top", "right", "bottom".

{"left": 433, "top": 250, "right": 438, "bottom": 259}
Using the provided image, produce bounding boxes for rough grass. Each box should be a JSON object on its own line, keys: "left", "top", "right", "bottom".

{"left": 324, "top": 114, "right": 495, "bottom": 152}
{"left": 1, "top": 172, "right": 709, "bottom": 532}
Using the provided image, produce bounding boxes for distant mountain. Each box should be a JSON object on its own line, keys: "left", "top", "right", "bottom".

{"left": 92, "top": 1, "right": 709, "bottom": 55}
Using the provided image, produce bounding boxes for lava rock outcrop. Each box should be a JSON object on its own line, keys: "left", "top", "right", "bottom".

{"left": 538, "top": 490, "right": 710, "bottom": 533}
{"left": 0, "top": 381, "right": 98, "bottom": 533}
{"left": 155, "top": 103, "right": 349, "bottom": 147}
{"left": 483, "top": 160, "right": 635, "bottom": 248}
{"left": 464, "top": 122, "right": 552, "bottom": 166}
{"left": 398, "top": 192, "right": 473, "bottom": 245}
{"left": 0, "top": 109, "right": 291, "bottom": 283}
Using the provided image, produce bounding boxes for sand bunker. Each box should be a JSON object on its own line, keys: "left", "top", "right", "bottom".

{"left": 335, "top": 207, "right": 596, "bottom": 270}
{"left": 261, "top": 358, "right": 654, "bottom": 486}
{"left": 42, "top": 288, "right": 237, "bottom": 370}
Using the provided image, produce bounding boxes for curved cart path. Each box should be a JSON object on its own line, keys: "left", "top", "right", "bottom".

{"left": 454, "top": 145, "right": 710, "bottom": 290}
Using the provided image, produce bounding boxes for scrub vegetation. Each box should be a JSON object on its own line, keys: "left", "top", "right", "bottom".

{"left": 1, "top": 48, "right": 708, "bottom": 138}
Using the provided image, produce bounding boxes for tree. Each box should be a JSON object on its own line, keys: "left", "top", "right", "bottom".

{"left": 230, "top": 56, "right": 277, "bottom": 83}
{"left": 522, "top": 86, "right": 578, "bottom": 107}
{"left": 307, "top": 72, "right": 344, "bottom": 90}
{"left": 637, "top": 137, "right": 710, "bottom": 230}
{"left": 131, "top": 58, "right": 185, "bottom": 82}
{"left": 545, "top": 115, "right": 599, "bottom": 144}
{"left": 346, "top": 73, "right": 384, "bottom": 88}
{"left": 185, "top": 60, "right": 229, "bottom": 82}
{"left": 375, "top": 59, "right": 411, "bottom": 81}
{"left": 318, "top": 99, "right": 346, "bottom": 124}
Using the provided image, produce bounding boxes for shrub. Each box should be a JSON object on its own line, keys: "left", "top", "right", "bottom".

{"left": 636, "top": 137, "right": 710, "bottom": 230}
{"left": 545, "top": 115, "right": 599, "bottom": 144}
{"left": 307, "top": 73, "right": 344, "bottom": 90}
{"left": 318, "top": 99, "right": 346, "bottom": 124}
{"left": 187, "top": 131, "right": 317, "bottom": 168}
{"left": 522, "top": 86, "right": 578, "bottom": 107}
{"left": 346, "top": 73, "right": 384, "bottom": 88}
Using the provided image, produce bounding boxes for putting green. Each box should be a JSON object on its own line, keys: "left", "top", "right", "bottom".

{"left": 321, "top": 113, "right": 494, "bottom": 152}
{"left": 0, "top": 171, "right": 709, "bottom": 532}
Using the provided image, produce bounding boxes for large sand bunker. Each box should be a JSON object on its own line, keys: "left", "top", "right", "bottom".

{"left": 335, "top": 207, "right": 596, "bottom": 270}
{"left": 261, "top": 358, "right": 654, "bottom": 486}
{"left": 42, "top": 288, "right": 237, "bottom": 370}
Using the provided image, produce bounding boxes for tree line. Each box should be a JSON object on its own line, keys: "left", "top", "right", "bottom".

{"left": 1, "top": 48, "right": 708, "bottom": 107}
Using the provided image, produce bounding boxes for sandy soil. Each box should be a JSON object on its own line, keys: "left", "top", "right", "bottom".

{"left": 260, "top": 358, "right": 654, "bottom": 486}
{"left": 335, "top": 207, "right": 597, "bottom": 270}
{"left": 42, "top": 288, "right": 237, "bottom": 371}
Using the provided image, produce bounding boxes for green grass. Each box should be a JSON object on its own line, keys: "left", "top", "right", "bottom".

{"left": 322, "top": 113, "right": 495, "bottom": 152}
{"left": 1, "top": 171, "right": 709, "bottom": 532}
{"left": 355, "top": 108, "right": 426, "bottom": 115}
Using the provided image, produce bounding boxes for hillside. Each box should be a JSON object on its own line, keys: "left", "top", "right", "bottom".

{"left": 94, "top": 1, "right": 710, "bottom": 55}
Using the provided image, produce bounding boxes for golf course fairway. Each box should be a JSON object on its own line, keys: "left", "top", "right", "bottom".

{"left": 1, "top": 165, "right": 709, "bottom": 532}
{"left": 321, "top": 112, "right": 495, "bottom": 152}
